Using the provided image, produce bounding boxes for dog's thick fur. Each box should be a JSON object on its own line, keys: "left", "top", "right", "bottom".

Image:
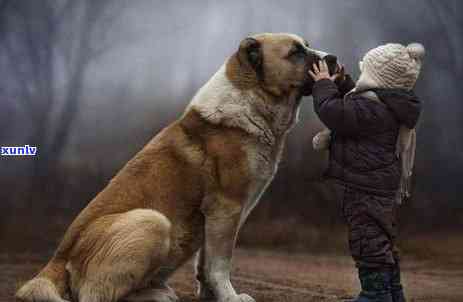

{"left": 16, "top": 33, "right": 329, "bottom": 302}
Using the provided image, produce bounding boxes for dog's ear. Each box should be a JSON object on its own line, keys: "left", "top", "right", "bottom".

{"left": 238, "top": 37, "right": 263, "bottom": 79}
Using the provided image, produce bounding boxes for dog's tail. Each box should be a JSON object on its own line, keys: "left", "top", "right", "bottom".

{"left": 16, "top": 256, "right": 69, "bottom": 302}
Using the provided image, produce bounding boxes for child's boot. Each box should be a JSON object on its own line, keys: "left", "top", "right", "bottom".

{"left": 345, "top": 268, "right": 393, "bottom": 302}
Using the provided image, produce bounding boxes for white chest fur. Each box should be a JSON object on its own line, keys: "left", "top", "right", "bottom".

{"left": 187, "top": 60, "right": 302, "bottom": 227}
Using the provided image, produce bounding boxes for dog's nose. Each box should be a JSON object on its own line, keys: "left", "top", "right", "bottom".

{"left": 323, "top": 54, "right": 338, "bottom": 65}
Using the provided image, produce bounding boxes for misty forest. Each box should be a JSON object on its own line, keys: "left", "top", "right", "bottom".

{"left": 1, "top": 0, "right": 462, "bottom": 251}
{"left": 1, "top": 1, "right": 463, "bottom": 301}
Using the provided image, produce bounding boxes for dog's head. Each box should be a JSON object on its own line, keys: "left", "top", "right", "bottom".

{"left": 228, "top": 33, "right": 338, "bottom": 98}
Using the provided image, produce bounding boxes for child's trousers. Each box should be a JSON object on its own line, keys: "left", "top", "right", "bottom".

{"left": 338, "top": 185, "right": 399, "bottom": 269}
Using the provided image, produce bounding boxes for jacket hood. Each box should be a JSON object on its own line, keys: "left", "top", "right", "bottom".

{"left": 372, "top": 88, "right": 421, "bottom": 129}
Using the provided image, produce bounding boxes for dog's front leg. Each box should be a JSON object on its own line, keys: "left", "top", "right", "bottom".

{"left": 200, "top": 194, "right": 254, "bottom": 302}
{"left": 195, "top": 248, "right": 216, "bottom": 300}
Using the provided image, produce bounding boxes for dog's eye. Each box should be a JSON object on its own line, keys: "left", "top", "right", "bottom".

{"left": 291, "top": 46, "right": 306, "bottom": 58}
{"left": 293, "top": 50, "right": 305, "bottom": 57}
{"left": 288, "top": 48, "right": 306, "bottom": 64}
{"left": 288, "top": 43, "right": 307, "bottom": 63}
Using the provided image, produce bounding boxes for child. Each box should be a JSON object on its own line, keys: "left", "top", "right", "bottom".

{"left": 309, "top": 43, "right": 425, "bottom": 302}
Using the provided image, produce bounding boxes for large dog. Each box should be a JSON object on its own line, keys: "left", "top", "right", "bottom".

{"left": 16, "top": 33, "right": 337, "bottom": 302}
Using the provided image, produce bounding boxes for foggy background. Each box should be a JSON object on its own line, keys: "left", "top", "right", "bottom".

{"left": 1, "top": 0, "right": 462, "bottom": 257}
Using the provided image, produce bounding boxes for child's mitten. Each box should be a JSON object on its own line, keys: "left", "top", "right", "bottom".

{"left": 396, "top": 126, "right": 416, "bottom": 204}
{"left": 312, "top": 128, "right": 331, "bottom": 151}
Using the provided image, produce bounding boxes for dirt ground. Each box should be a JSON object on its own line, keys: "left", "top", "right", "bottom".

{"left": 2, "top": 248, "right": 462, "bottom": 302}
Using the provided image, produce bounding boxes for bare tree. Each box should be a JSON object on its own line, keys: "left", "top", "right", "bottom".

{"left": 429, "top": 0, "right": 463, "bottom": 75}
{"left": 0, "top": 0, "right": 124, "bottom": 203}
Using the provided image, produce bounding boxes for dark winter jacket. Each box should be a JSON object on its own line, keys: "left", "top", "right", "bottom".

{"left": 312, "top": 79, "right": 421, "bottom": 195}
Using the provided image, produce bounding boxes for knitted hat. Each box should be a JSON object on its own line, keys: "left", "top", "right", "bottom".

{"left": 360, "top": 43, "right": 425, "bottom": 90}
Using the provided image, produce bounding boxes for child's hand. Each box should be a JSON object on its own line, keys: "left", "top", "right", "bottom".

{"left": 309, "top": 60, "right": 344, "bottom": 82}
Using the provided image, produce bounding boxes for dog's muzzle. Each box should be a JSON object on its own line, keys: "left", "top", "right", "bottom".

{"left": 309, "top": 48, "right": 338, "bottom": 75}
{"left": 300, "top": 48, "right": 339, "bottom": 96}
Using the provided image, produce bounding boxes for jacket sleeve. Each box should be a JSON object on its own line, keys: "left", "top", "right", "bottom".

{"left": 312, "top": 79, "right": 359, "bottom": 136}
{"left": 336, "top": 74, "right": 356, "bottom": 97}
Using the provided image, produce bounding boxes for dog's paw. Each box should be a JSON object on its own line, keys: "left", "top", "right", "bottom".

{"left": 228, "top": 293, "right": 256, "bottom": 302}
